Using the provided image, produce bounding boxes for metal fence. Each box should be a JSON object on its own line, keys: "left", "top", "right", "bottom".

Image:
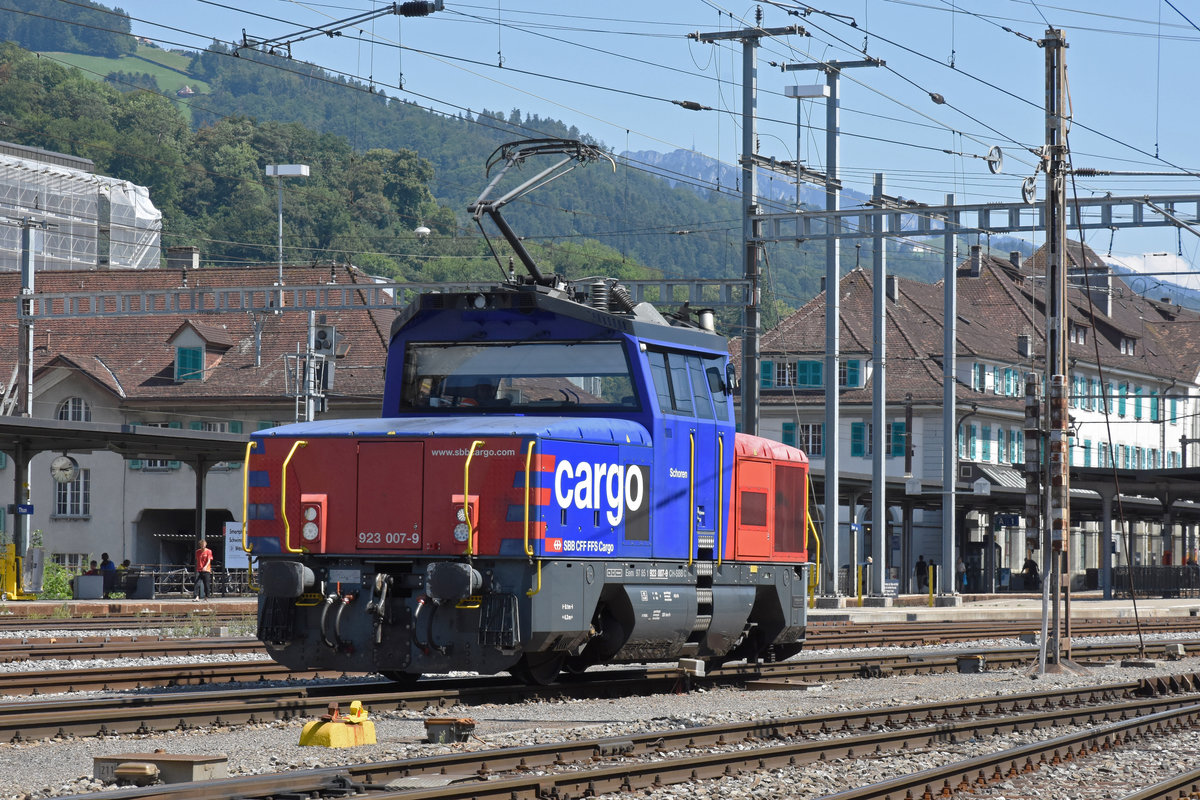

{"left": 1112, "top": 566, "right": 1200, "bottom": 598}
{"left": 123, "top": 566, "right": 255, "bottom": 597}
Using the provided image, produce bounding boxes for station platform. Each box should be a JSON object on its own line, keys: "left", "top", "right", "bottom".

{"left": 807, "top": 592, "right": 1200, "bottom": 624}
{"left": 0, "top": 596, "right": 258, "bottom": 620}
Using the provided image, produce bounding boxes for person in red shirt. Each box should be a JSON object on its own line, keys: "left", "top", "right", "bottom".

{"left": 194, "top": 539, "right": 213, "bottom": 600}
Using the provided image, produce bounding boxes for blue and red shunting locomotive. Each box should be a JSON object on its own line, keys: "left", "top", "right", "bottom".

{"left": 242, "top": 140, "right": 811, "bottom": 684}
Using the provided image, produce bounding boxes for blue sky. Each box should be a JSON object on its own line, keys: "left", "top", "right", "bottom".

{"left": 107, "top": 1, "right": 1200, "bottom": 280}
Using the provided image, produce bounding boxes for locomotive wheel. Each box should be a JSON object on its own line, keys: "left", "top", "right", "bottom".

{"left": 381, "top": 670, "right": 422, "bottom": 689}
{"left": 510, "top": 652, "right": 566, "bottom": 685}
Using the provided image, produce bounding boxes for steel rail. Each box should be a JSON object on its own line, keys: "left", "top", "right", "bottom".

{"left": 62, "top": 676, "right": 1200, "bottom": 800}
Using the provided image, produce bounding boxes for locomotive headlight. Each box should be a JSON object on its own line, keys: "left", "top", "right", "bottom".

{"left": 304, "top": 506, "right": 318, "bottom": 522}
{"left": 453, "top": 522, "right": 470, "bottom": 542}
{"left": 302, "top": 521, "right": 320, "bottom": 541}
{"left": 456, "top": 507, "right": 467, "bottom": 522}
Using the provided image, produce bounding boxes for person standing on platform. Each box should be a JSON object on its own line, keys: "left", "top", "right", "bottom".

{"left": 915, "top": 555, "right": 928, "bottom": 591}
{"left": 194, "top": 539, "right": 213, "bottom": 600}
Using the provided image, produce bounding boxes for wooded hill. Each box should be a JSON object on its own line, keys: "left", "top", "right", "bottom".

{"left": 1, "top": 2, "right": 981, "bottom": 320}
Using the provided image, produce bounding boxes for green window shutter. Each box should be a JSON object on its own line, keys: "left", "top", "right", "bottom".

{"left": 129, "top": 459, "right": 142, "bottom": 470}
{"left": 257, "top": 420, "right": 275, "bottom": 430}
{"left": 0, "top": 452, "right": 7, "bottom": 469}
{"left": 981, "top": 426, "right": 991, "bottom": 460}
{"left": 781, "top": 422, "right": 796, "bottom": 447}
{"left": 760, "top": 360, "right": 774, "bottom": 389}
{"left": 845, "top": 360, "right": 861, "bottom": 387}
{"left": 190, "top": 421, "right": 204, "bottom": 431}
{"left": 168, "top": 421, "right": 181, "bottom": 429}
{"left": 850, "top": 422, "right": 866, "bottom": 457}
{"left": 888, "top": 422, "right": 906, "bottom": 457}
{"left": 229, "top": 421, "right": 243, "bottom": 434}
{"left": 176, "top": 346, "right": 203, "bottom": 381}
{"left": 1151, "top": 391, "right": 1160, "bottom": 422}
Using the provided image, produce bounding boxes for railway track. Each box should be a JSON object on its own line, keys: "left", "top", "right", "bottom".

{"left": 3, "top": 614, "right": 1198, "bottom": 665}
{"left": 3, "top": 639, "right": 1196, "bottom": 738}
{"left": 50, "top": 672, "right": 1200, "bottom": 800}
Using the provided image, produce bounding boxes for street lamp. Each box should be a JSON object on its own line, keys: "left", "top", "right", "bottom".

{"left": 265, "top": 164, "right": 310, "bottom": 296}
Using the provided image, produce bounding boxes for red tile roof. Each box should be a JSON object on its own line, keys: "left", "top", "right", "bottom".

{"left": 17, "top": 265, "right": 391, "bottom": 407}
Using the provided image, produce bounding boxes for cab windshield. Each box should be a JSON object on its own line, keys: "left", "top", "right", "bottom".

{"left": 400, "top": 341, "right": 640, "bottom": 412}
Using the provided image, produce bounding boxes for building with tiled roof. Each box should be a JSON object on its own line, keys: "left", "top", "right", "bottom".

{"left": 0, "top": 263, "right": 390, "bottom": 572}
{"left": 740, "top": 241, "right": 1200, "bottom": 591}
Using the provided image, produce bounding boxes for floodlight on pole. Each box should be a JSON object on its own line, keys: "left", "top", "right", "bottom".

{"left": 265, "top": 164, "right": 310, "bottom": 302}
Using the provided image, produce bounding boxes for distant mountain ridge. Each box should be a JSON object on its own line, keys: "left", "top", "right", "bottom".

{"left": 624, "top": 148, "right": 871, "bottom": 210}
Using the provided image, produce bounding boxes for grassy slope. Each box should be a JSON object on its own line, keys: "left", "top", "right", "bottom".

{"left": 43, "top": 46, "right": 208, "bottom": 97}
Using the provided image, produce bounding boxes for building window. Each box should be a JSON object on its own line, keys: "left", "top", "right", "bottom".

{"left": 1120, "top": 336, "right": 1136, "bottom": 355}
{"left": 1082, "top": 440, "right": 1092, "bottom": 467}
{"left": 972, "top": 362, "right": 986, "bottom": 392}
{"left": 992, "top": 366, "right": 1001, "bottom": 395}
{"left": 797, "top": 423, "right": 823, "bottom": 456}
{"left": 56, "top": 397, "right": 91, "bottom": 422}
{"left": 1134, "top": 386, "right": 1144, "bottom": 420}
{"left": 1118, "top": 383, "right": 1128, "bottom": 417}
{"left": 851, "top": 421, "right": 872, "bottom": 457}
{"left": 51, "top": 553, "right": 88, "bottom": 571}
{"left": 1150, "top": 391, "right": 1160, "bottom": 422}
{"left": 839, "top": 359, "right": 862, "bottom": 388}
{"left": 775, "top": 361, "right": 797, "bottom": 387}
{"left": 176, "top": 346, "right": 203, "bottom": 381}
{"left": 981, "top": 425, "right": 991, "bottom": 461}
{"left": 998, "top": 428, "right": 1008, "bottom": 464}
{"left": 54, "top": 468, "right": 90, "bottom": 517}
{"left": 1069, "top": 322, "right": 1088, "bottom": 345}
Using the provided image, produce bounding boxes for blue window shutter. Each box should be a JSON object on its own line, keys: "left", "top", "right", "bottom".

{"left": 760, "top": 360, "right": 774, "bottom": 389}
{"left": 1151, "top": 391, "right": 1159, "bottom": 422}
{"left": 851, "top": 422, "right": 866, "bottom": 457}
{"left": 981, "top": 425, "right": 991, "bottom": 460}
{"left": 0, "top": 452, "right": 7, "bottom": 469}
{"left": 257, "top": 420, "right": 275, "bottom": 430}
{"left": 815, "top": 361, "right": 823, "bottom": 386}
{"left": 229, "top": 421, "right": 243, "bottom": 434}
{"left": 190, "top": 421, "right": 204, "bottom": 431}
{"left": 781, "top": 422, "right": 796, "bottom": 446}
{"left": 129, "top": 459, "right": 142, "bottom": 470}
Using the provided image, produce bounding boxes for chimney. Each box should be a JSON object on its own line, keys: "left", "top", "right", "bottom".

{"left": 968, "top": 244, "right": 982, "bottom": 277}
{"left": 1009, "top": 251, "right": 1022, "bottom": 269}
{"left": 1017, "top": 333, "right": 1031, "bottom": 358}
{"left": 886, "top": 274, "right": 899, "bottom": 302}
{"left": 166, "top": 246, "right": 199, "bottom": 271}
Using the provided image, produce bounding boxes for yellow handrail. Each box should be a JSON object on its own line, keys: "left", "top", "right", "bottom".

{"left": 522, "top": 440, "right": 535, "bottom": 557}
{"left": 806, "top": 472, "right": 822, "bottom": 607}
{"left": 687, "top": 430, "right": 696, "bottom": 565}
{"left": 241, "top": 440, "right": 257, "bottom": 554}
{"left": 526, "top": 558, "right": 543, "bottom": 597}
{"left": 280, "top": 440, "right": 308, "bottom": 554}
{"left": 716, "top": 433, "right": 725, "bottom": 566}
{"left": 464, "top": 439, "right": 484, "bottom": 556}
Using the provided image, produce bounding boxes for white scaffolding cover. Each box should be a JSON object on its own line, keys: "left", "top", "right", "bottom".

{"left": 0, "top": 153, "right": 162, "bottom": 271}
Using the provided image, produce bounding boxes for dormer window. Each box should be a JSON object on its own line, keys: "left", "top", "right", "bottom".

{"left": 167, "top": 319, "right": 234, "bottom": 383}
{"left": 1068, "top": 322, "right": 1088, "bottom": 345}
{"left": 1120, "top": 336, "right": 1136, "bottom": 355}
{"left": 176, "top": 346, "right": 203, "bottom": 381}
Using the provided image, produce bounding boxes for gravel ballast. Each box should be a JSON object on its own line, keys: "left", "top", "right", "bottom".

{"left": 2, "top": 635, "right": 1200, "bottom": 799}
